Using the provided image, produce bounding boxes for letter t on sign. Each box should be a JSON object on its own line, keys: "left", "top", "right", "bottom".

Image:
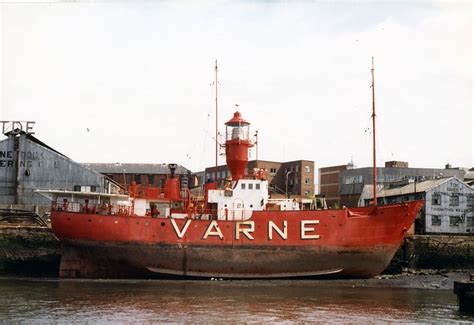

{"left": 0, "top": 121, "right": 8, "bottom": 134}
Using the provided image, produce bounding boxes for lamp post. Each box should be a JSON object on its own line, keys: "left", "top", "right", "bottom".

{"left": 286, "top": 171, "right": 293, "bottom": 198}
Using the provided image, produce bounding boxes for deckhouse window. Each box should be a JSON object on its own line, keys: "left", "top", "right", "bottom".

{"left": 249, "top": 183, "right": 253, "bottom": 190}
{"left": 241, "top": 183, "right": 246, "bottom": 190}
{"left": 256, "top": 184, "right": 260, "bottom": 190}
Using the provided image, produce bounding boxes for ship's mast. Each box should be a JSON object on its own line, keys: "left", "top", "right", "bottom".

{"left": 214, "top": 59, "right": 219, "bottom": 171}
{"left": 371, "top": 57, "right": 377, "bottom": 206}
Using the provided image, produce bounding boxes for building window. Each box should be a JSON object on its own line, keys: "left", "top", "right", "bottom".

{"left": 241, "top": 183, "right": 246, "bottom": 190}
{"left": 431, "top": 193, "right": 441, "bottom": 205}
{"left": 205, "top": 173, "right": 210, "bottom": 181}
{"left": 295, "top": 178, "right": 299, "bottom": 185}
{"left": 248, "top": 183, "right": 253, "bottom": 190}
{"left": 295, "top": 166, "right": 299, "bottom": 172}
{"left": 467, "top": 217, "right": 474, "bottom": 227}
{"left": 270, "top": 168, "right": 277, "bottom": 176}
{"left": 305, "top": 178, "right": 310, "bottom": 184}
{"left": 467, "top": 195, "right": 474, "bottom": 207}
{"left": 256, "top": 184, "right": 260, "bottom": 190}
{"left": 148, "top": 175, "right": 154, "bottom": 185}
{"left": 134, "top": 174, "right": 141, "bottom": 184}
{"left": 74, "top": 185, "right": 81, "bottom": 192}
{"left": 449, "top": 194, "right": 459, "bottom": 206}
{"left": 304, "top": 191, "right": 309, "bottom": 196}
{"left": 431, "top": 215, "right": 442, "bottom": 226}
{"left": 449, "top": 216, "right": 461, "bottom": 226}
{"left": 90, "top": 186, "right": 97, "bottom": 192}
{"left": 343, "top": 175, "right": 363, "bottom": 184}
{"left": 305, "top": 166, "right": 310, "bottom": 173}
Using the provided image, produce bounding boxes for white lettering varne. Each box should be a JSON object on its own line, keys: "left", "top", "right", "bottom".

{"left": 203, "top": 220, "right": 224, "bottom": 239}
{"left": 235, "top": 221, "right": 255, "bottom": 240}
{"left": 268, "top": 221, "right": 287, "bottom": 240}
{"left": 301, "top": 220, "right": 320, "bottom": 240}
{"left": 170, "top": 219, "right": 192, "bottom": 239}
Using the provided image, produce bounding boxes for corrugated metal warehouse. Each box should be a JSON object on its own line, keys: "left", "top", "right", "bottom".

{"left": 0, "top": 130, "right": 121, "bottom": 207}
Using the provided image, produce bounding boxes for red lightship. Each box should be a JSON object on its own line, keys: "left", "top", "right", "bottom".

{"left": 48, "top": 109, "right": 422, "bottom": 279}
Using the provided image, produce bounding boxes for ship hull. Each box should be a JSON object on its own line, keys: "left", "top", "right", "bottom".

{"left": 52, "top": 201, "right": 424, "bottom": 279}
{"left": 59, "top": 240, "right": 397, "bottom": 278}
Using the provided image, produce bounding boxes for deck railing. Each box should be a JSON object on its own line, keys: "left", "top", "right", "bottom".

{"left": 52, "top": 201, "right": 131, "bottom": 216}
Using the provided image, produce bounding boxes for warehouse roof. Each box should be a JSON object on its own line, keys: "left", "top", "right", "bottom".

{"left": 359, "top": 177, "right": 461, "bottom": 204}
{"left": 375, "top": 178, "right": 449, "bottom": 197}
{"left": 1, "top": 131, "right": 68, "bottom": 158}
{"left": 82, "top": 163, "right": 190, "bottom": 175}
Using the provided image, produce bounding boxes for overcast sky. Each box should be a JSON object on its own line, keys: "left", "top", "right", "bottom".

{"left": 1, "top": 1, "right": 472, "bottom": 174}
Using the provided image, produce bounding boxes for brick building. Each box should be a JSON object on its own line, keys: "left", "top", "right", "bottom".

{"left": 83, "top": 163, "right": 191, "bottom": 190}
{"left": 204, "top": 159, "right": 314, "bottom": 197}
{"left": 318, "top": 164, "right": 350, "bottom": 208}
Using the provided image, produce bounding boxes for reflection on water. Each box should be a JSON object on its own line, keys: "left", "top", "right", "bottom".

{"left": 0, "top": 278, "right": 472, "bottom": 323}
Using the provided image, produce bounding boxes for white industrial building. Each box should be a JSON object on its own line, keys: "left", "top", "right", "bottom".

{"left": 359, "top": 177, "right": 474, "bottom": 234}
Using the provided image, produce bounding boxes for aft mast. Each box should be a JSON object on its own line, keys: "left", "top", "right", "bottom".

{"left": 371, "top": 57, "right": 377, "bottom": 206}
{"left": 214, "top": 60, "right": 219, "bottom": 171}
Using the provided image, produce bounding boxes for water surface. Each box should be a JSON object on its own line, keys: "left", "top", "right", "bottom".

{"left": 0, "top": 278, "right": 472, "bottom": 323}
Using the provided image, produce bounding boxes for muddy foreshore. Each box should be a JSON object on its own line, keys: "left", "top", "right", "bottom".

{"left": 0, "top": 269, "right": 472, "bottom": 292}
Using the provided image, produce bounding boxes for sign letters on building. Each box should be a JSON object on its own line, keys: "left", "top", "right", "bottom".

{"left": 1, "top": 121, "right": 35, "bottom": 135}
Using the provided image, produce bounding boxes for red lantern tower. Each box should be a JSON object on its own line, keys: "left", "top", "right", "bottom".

{"left": 225, "top": 111, "right": 254, "bottom": 181}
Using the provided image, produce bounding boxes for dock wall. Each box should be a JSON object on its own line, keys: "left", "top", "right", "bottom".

{"left": 0, "top": 226, "right": 60, "bottom": 276}
{"left": 387, "top": 235, "right": 474, "bottom": 273}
